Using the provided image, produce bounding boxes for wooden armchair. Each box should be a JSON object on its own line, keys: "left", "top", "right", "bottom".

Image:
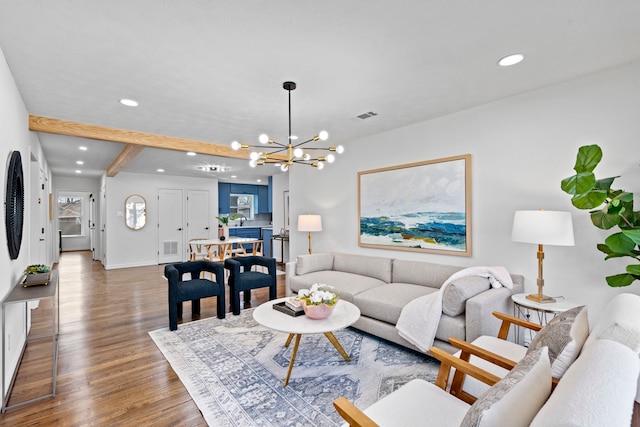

{"left": 448, "top": 308, "right": 587, "bottom": 400}
{"left": 334, "top": 346, "right": 502, "bottom": 427}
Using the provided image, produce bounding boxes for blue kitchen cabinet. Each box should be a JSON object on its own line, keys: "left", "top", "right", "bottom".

{"left": 230, "top": 184, "right": 257, "bottom": 194}
{"left": 262, "top": 228, "right": 273, "bottom": 257}
{"left": 257, "top": 185, "right": 269, "bottom": 213}
{"left": 218, "top": 183, "right": 231, "bottom": 214}
{"left": 229, "top": 227, "right": 261, "bottom": 252}
{"left": 267, "top": 176, "right": 273, "bottom": 213}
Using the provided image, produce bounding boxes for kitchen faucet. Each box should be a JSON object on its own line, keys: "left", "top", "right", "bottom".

{"left": 239, "top": 216, "right": 248, "bottom": 226}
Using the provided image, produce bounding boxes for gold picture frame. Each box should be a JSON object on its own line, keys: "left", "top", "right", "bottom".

{"left": 358, "top": 154, "right": 472, "bottom": 256}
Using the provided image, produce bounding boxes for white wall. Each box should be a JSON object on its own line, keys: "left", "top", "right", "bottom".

{"left": 290, "top": 60, "right": 640, "bottom": 323}
{"left": 104, "top": 171, "right": 219, "bottom": 269}
{"left": 271, "top": 173, "right": 290, "bottom": 262}
{"left": 0, "top": 46, "right": 52, "bottom": 398}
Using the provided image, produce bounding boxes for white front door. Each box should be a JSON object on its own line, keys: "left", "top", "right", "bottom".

{"left": 187, "top": 189, "right": 211, "bottom": 250}
{"left": 158, "top": 188, "right": 184, "bottom": 264}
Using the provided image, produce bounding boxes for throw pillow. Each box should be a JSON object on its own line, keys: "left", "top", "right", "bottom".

{"left": 526, "top": 305, "right": 589, "bottom": 378}
{"left": 442, "top": 276, "right": 491, "bottom": 317}
{"left": 460, "top": 347, "right": 552, "bottom": 427}
{"left": 295, "top": 253, "right": 334, "bottom": 275}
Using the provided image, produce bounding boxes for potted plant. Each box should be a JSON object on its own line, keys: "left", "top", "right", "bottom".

{"left": 215, "top": 214, "right": 240, "bottom": 240}
{"left": 561, "top": 144, "right": 640, "bottom": 287}
{"left": 24, "top": 264, "right": 51, "bottom": 287}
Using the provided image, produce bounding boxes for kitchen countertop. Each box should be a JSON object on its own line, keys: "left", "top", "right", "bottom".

{"left": 227, "top": 224, "right": 272, "bottom": 229}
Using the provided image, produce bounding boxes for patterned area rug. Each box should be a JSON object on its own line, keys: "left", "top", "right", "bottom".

{"left": 149, "top": 309, "right": 439, "bottom": 426}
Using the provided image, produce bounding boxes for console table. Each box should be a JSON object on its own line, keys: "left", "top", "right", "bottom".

{"left": 1, "top": 270, "right": 59, "bottom": 412}
{"left": 270, "top": 234, "right": 289, "bottom": 266}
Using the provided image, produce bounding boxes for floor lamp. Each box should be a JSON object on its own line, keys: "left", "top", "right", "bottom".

{"left": 511, "top": 210, "right": 574, "bottom": 303}
{"left": 298, "top": 215, "right": 322, "bottom": 254}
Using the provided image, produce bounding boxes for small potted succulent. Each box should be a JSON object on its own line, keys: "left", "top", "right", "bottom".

{"left": 24, "top": 264, "right": 51, "bottom": 287}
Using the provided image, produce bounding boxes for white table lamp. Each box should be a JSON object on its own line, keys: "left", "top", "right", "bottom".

{"left": 512, "top": 210, "right": 574, "bottom": 303}
{"left": 298, "top": 214, "right": 322, "bottom": 254}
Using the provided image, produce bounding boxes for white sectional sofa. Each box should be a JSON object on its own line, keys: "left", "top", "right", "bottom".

{"left": 286, "top": 252, "right": 524, "bottom": 353}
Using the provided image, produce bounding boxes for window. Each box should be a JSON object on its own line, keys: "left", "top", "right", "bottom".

{"left": 58, "top": 195, "right": 84, "bottom": 236}
{"left": 230, "top": 194, "right": 254, "bottom": 219}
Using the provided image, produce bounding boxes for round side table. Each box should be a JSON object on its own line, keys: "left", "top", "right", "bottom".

{"left": 511, "top": 293, "right": 580, "bottom": 345}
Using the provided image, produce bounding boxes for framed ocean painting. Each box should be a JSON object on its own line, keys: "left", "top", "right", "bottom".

{"left": 358, "top": 154, "right": 471, "bottom": 256}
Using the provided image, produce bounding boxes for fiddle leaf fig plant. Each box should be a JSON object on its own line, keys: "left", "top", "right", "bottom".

{"left": 561, "top": 144, "right": 640, "bottom": 287}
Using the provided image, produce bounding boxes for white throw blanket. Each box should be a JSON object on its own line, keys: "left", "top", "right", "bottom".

{"left": 396, "top": 266, "right": 513, "bottom": 353}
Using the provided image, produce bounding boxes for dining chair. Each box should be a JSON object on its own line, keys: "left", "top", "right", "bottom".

{"left": 188, "top": 239, "right": 209, "bottom": 261}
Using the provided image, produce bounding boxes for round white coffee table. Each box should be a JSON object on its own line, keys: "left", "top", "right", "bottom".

{"left": 253, "top": 297, "right": 361, "bottom": 386}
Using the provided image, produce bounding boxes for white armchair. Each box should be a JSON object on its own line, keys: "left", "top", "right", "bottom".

{"left": 334, "top": 346, "right": 552, "bottom": 427}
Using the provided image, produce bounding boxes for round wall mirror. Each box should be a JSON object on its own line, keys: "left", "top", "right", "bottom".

{"left": 5, "top": 151, "right": 24, "bottom": 259}
{"left": 125, "top": 194, "right": 146, "bottom": 230}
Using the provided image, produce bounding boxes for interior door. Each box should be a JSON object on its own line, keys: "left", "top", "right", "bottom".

{"left": 158, "top": 188, "right": 184, "bottom": 263}
{"left": 89, "top": 194, "right": 97, "bottom": 260}
{"left": 99, "top": 185, "right": 106, "bottom": 265}
{"left": 29, "top": 161, "right": 46, "bottom": 264}
{"left": 187, "top": 190, "right": 211, "bottom": 250}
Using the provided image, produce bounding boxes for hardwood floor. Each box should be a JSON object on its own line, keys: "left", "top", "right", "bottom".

{"left": 1, "top": 251, "right": 286, "bottom": 426}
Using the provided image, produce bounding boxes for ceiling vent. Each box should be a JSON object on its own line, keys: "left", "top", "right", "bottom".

{"left": 356, "top": 111, "right": 378, "bottom": 120}
{"left": 201, "top": 165, "right": 230, "bottom": 172}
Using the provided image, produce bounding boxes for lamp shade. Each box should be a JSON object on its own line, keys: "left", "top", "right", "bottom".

{"left": 512, "top": 210, "right": 574, "bottom": 246}
{"left": 297, "top": 214, "right": 322, "bottom": 232}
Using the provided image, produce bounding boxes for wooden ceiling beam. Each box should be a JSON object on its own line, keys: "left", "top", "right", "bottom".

{"left": 28, "top": 115, "right": 287, "bottom": 161}
{"left": 106, "top": 144, "right": 145, "bottom": 177}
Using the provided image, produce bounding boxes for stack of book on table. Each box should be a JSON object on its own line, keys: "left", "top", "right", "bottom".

{"left": 273, "top": 297, "right": 305, "bottom": 317}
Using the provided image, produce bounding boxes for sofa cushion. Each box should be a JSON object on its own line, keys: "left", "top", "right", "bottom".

{"left": 452, "top": 335, "right": 529, "bottom": 399}
{"left": 392, "top": 259, "right": 461, "bottom": 288}
{"left": 442, "top": 276, "right": 491, "bottom": 317}
{"left": 289, "top": 270, "right": 386, "bottom": 303}
{"left": 460, "top": 347, "right": 551, "bottom": 427}
{"left": 295, "top": 253, "right": 334, "bottom": 275}
{"left": 531, "top": 339, "right": 639, "bottom": 427}
{"left": 332, "top": 252, "right": 393, "bottom": 283}
{"left": 354, "top": 283, "right": 438, "bottom": 324}
{"left": 360, "top": 379, "right": 470, "bottom": 427}
{"left": 526, "top": 305, "right": 589, "bottom": 378}
{"left": 584, "top": 293, "right": 640, "bottom": 352}
{"left": 435, "top": 313, "right": 466, "bottom": 342}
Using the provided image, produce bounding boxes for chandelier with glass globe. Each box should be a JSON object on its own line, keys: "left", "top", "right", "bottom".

{"left": 230, "top": 81, "right": 344, "bottom": 172}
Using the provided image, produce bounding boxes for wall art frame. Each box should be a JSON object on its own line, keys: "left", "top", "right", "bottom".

{"left": 5, "top": 151, "right": 24, "bottom": 259}
{"left": 358, "top": 154, "right": 471, "bottom": 256}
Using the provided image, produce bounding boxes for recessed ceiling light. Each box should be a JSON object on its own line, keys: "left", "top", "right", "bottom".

{"left": 257, "top": 179, "right": 262, "bottom": 183}
{"left": 498, "top": 53, "right": 525, "bottom": 67}
{"left": 75, "top": 170, "right": 82, "bottom": 174}
{"left": 230, "top": 175, "right": 237, "bottom": 179}
{"left": 186, "top": 152, "right": 196, "bottom": 156}
{"left": 76, "top": 160, "right": 84, "bottom": 165}
{"left": 157, "top": 168, "right": 165, "bottom": 173}
{"left": 119, "top": 98, "right": 139, "bottom": 107}
{"left": 79, "top": 146, "right": 87, "bottom": 151}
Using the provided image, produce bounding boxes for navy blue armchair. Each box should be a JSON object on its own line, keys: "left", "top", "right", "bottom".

{"left": 165, "top": 260, "right": 225, "bottom": 330}
{"left": 224, "top": 256, "right": 277, "bottom": 315}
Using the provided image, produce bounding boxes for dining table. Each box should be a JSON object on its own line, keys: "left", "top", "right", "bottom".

{"left": 189, "top": 237, "right": 261, "bottom": 262}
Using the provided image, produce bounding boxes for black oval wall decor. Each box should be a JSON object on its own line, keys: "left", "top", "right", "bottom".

{"left": 5, "top": 151, "right": 24, "bottom": 259}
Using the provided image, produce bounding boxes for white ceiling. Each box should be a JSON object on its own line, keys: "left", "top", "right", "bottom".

{"left": 1, "top": 1, "right": 640, "bottom": 182}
